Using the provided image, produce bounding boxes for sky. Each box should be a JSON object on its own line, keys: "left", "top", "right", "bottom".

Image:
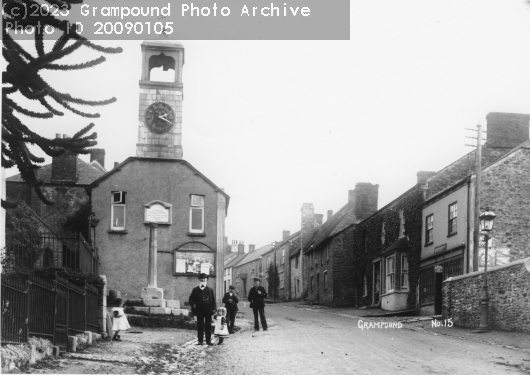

{"left": 4, "top": 0, "right": 530, "bottom": 250}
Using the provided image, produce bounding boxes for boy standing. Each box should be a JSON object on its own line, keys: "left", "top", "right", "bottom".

{"left": 222, "top": 285, "right": 239, "bottom": 333}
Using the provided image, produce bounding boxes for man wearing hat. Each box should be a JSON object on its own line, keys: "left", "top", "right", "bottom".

{"left": 189, "top": 273, "right": 217, "bottom": 345}
{"left": 222, "top": 285, "right": 239, "bottom": 334}
{"left": 248, "top": 277, "right": 268, "bottom": 331}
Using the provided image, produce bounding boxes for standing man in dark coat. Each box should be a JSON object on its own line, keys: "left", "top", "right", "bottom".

{"left": 248, "top": 277, "right": 268, "bottom": 331}
{"left": 222, "top": 285, "right": 239, "bottom": 334}
{"left": 189, "top": 273, "right": 217, "bottom": 345}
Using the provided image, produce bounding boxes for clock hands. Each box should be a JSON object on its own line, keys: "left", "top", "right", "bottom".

{"left": 158, "top": 114, "right": 172, "bottom": 124}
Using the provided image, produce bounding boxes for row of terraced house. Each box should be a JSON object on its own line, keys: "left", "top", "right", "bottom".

{"left": 224, "top": 112, "right": 530, "bottom": 331}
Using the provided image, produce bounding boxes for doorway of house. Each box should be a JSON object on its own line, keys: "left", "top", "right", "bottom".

{"left": 316, "top": 273, "right": 320, "bottom": 304}
{"left": 373, "top": 261, "right": 381, "bottom": 305}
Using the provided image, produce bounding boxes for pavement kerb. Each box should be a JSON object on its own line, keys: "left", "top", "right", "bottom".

{"left": 278, "top": 304, "right": 530, "bottom": 354}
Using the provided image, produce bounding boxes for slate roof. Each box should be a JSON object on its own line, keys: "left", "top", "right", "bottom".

{"left": 424, "top": 146, "right": 510, "bottom": 201}
{"left": 6, "top": 158, "right": 106, "bottom": 185}
{"left": 224, "top": 253, "right": 242, "bottom": 268}
{"left": 298, "top": 202, "right": 356, "bottom": 256}
{"left": 231, "top": 244, "right": 274, "bottom": 268}
{"left": 425, "top": 139, "right": 530, "bottom": 205}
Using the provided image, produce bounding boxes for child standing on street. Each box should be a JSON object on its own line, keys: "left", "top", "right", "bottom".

{"left": 111, "top": 298, "right": 130, "bottom": 341}
{"left": 213, "top": 307, "right": 229, "bottom": 345}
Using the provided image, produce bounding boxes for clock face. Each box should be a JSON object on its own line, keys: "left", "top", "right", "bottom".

{"left": 144, "top": 102, "right": 175, "bottom": 133}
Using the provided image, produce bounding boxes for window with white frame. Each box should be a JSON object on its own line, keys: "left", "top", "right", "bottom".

{"left": 324, "top": 271, "right": 328, "bottom": 289}
{"left": 295, "top": 256, "right": 299, "bottom": 269}
{"left": 426, "top": 214, "right": 434, "bottom": 245}
{"left": 448, "top": 202, "right": 457, "bottom": 235}
{"left": 111, "top": 191, "right": 126, "bottom": 230}
{"left": 386, "top": 255, "right": 395, "bottom": 292}
{"left": 280, "top": 276, "right": 284, "bottom": 289}
{"left": 281, "top": 248, "right": 285, "bottom": 264}
{"left": 381, "top": 222, "right": 386, "bottom": 245}
{"left": 401, "top": 254, "right": 409, "bottom": 289}
{"left": 267, "top": 255, "right": 271, "bottom": 268}
{"left": 189, "top": 195, "right": 205, "bottom": 233}
{"left": 399, "top": 209, "right": 406, "bottom": 238}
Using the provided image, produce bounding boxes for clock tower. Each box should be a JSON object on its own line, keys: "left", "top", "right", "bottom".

{"left": 137, "top": 40, "right": 184, "bottom": 159}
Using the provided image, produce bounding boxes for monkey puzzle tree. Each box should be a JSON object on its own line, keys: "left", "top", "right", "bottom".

{"left": 2, "top": 0, "right": 122, "bottom": 209}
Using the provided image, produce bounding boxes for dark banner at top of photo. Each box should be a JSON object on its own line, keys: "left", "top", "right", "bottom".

{"left": 3, "top": 0, "right": 350, "bottom": 40}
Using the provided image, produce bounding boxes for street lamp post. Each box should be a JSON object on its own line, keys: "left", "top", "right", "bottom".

{"left": 475, "top": 208, "right": 496, "bottom": 333}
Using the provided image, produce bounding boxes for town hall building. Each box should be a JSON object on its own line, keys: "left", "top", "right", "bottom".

{"left": 91, "top": 41, "right": 229, "bottom": 307}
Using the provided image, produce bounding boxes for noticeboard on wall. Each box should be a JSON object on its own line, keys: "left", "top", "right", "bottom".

{"left": 174, "top": 242, "right": 216, "bottom": 276}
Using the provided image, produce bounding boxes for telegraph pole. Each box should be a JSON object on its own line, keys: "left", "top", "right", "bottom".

{"left": 465, "top": 124, "right": 484, "bottom": 272}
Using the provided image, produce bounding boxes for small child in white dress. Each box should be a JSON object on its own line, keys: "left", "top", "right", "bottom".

{"left": 213, "top": 307, "right": 229, "bottom": 345}
{"left": 111, "top": 298, "right": 130, "bottom": 341}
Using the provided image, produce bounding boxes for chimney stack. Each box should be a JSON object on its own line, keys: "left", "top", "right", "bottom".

{"left": 485, "top": 112, "right": 530, "bottom": 148}
{"left": 327, "top": 210, "right": 333, "bottom": 221}
{"left": 416, "top": 171, "right": 437, "bottom": 185}
{"left": 249, "top": 244, "right": 256, "bottom": 253}
{"left": 282, "top": 230, "right": 290, "bottom": 240}
{"left": 51, "top": 134, "right": 77, "bottom": 182}
{"left": 315, "top": 214, "right": 323, "bottom": 225}
{"left": 90, "top": 148, "right": 106, "bottom": 168}
{"left": 238, "top": 242, "right": 245, "bottom": 255}
{"left": 301, "top": 203, "right": 315, "bottom": 241}
{"left": 352, "top": 183, "right": 379, "bottom": 220}
{"left": 114, "top": 162, "right": 119, "bottom": 169}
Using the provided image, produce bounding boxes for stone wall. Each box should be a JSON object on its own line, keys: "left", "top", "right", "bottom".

{"left": 443, "top": 258, "right": 530, "bottom": 332}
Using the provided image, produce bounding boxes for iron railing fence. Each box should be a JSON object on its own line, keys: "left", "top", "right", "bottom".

{"left": 4, "top": 205, "right": 98, "bottom": 275}
{"left": 4, "top": 233, "right": 98, "bottom": 275}
{"left": 1, "top": 272, "right": 101, "bottom": 350}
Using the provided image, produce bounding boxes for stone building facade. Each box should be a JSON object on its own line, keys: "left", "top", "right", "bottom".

{"left": 230, "top": 244, "right": 273, "bottom": 298}
{"left": 351, "top": 183, "right": 424, "bottom": 311}
{"left": 419, "top": 112, "right": 530, "bottom": 316}
{"left": 477, "top": 143, "right": 530, "bottom": 262}
{"left": 302, "top": 183, "right": 379, "bottom": 307}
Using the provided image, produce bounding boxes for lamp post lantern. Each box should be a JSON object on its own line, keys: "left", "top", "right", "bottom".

{"left": 475, "top": 208, "right": 496, "bottom": 332}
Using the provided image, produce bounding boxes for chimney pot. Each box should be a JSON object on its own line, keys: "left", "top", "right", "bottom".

{"left": 249, "top": 244, "right": 256, "bottom": 253}
{"left": 282, "top": 230, "right": 290, "bottom": 240}
{"left": 56, "top": 133, "right": 61, "bottom": 138}
{"left": 315, "top": 214, "right": 323, "bottom": 225}
{"left": 327, "top": 210, "right": 333, "bottom": 221}
{"left": 62, "top": 134, "right": 67, "bottom": 139}
{"left": 114, "top": 162, "right": 119, "bottom": 169}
